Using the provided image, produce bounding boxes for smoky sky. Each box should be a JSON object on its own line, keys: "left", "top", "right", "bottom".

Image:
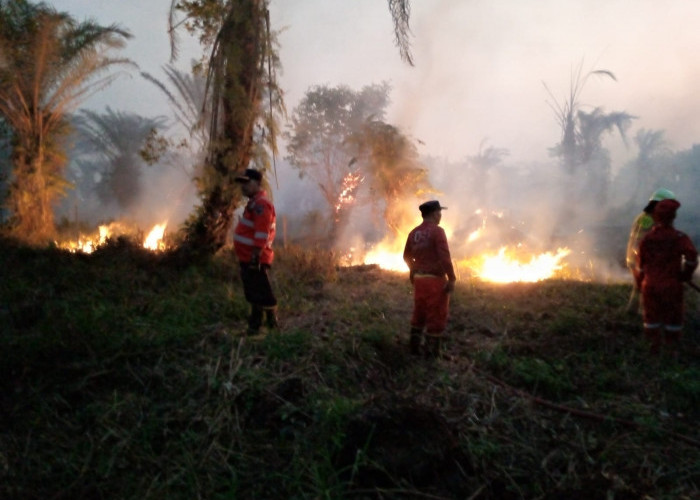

{"left": 52, "top": 0, "right": 700, "bottom": 164}
{"left": 49, "top": 0, "right": 700, "bottom": 278}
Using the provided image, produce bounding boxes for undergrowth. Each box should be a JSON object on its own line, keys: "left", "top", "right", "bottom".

{"left": 1, "top": 236, "right": 698, "bottom": 499}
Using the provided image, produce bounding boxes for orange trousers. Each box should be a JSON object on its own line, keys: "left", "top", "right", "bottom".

{"left": 410, "top": 276, "right": 450, "bottom": 335}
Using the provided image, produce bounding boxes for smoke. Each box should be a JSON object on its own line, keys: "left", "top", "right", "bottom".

{"left": 49, "top": 0, "right": 700, "bottom": 282}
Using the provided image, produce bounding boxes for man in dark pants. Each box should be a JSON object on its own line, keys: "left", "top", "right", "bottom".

{"left": 233, "top": 168, "right": 278, "bottom": 335}
{"left": 403, "top": 200, "right": 457, "bottom": 358}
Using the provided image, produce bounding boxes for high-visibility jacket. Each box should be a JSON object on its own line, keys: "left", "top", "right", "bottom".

{"left": 234, "top": 190, "right": 276, "bottom": 265}
{"left": 626, "top": 211, "right": 654, "bottom": 270}
{"left": 403, "top": 220, "right": 456, "bottom": 281}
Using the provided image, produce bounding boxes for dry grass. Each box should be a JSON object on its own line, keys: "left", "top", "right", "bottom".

{"left": 1, "top": 236, "right": 698, "bottom": 499}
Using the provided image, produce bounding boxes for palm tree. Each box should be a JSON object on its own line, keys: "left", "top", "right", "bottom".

{"left": 168, "top": 0, "right": 412, "bottom": 255}
{"left": 543, "top": 61, "right": 635, "bottom": 207}
{"left": 168, "top": 0, "right": 282, "bottom": 254}
{"left": 0, "top": 0, "right": 132, "bottom": 244}
{"left": 388, "top": 0, "right": 413, "bottom": 65}
{"left": 73, "top": 107, "right": 168, "bottom": 210}
{"left": 141, "top": 64, "right": 210, "bottom": 156}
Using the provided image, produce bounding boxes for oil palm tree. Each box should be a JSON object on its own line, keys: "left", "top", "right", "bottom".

{"left": 168, "top": 0, "right": 412, "bottom": 255}
{"left": 544, "top": 61, "right": 634, "bottom": 209}
{"left": 168, "top": 0, "right": 281, "bottom": 254}
{"left": 0, "top": 0, "right": 132, "bottom": 244}
{"left": 73, "top": 107, "right": 168, "bottom": 210}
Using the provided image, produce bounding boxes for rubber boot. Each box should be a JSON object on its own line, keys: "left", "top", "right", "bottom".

{"left": 409, "top": 327, "right": 423, "bottom": 355}
{"left": 265, "top": 307, "right": 279, "bottom": 330}
{"left": 247, "top": 305, "right": 263, "bottom": 335}
{"left": 425, "top": 335, "right": 441, "bottom": 359}
{"left": 644, "top": 327, "right": 662, "bottom": 356}
{"left": 663, "top": 329, "right": 681, "bottom": 360}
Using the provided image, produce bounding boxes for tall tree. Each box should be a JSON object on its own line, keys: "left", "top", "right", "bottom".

{"left": 141, "top": 63, "right": 210, "bottom": 162}
{"left": 349, "top": 119, "right": 430, "bottom": 236}
{"left": 286, "top": 83, "right": 429, "bottom": 243}
{"left": 168, "top": 0, "right": 282, "bottom": 255}
{"left": 168, "top": 0, "right": 413, "bottom": 255}
{"left": 285, "top": 83, "right": 390, "bottom": 240}
{"left": 0, "top": 0, "right": 132, "bottom": 244}
{"left": 388, "top": 0, "right": 413, "bottom": 65}
{"left": 73, "top": 107, "right": 168, "bottom": 210}
{"left": 544, "top": 61, "right": 634, "bottom": 209}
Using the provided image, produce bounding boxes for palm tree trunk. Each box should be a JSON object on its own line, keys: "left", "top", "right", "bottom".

{"left": 184, "top": 0, "right": 263, "bottom": 255}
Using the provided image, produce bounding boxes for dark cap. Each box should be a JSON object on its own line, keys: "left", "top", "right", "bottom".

{"left": 419, "top": 200, "right": 447, "bottom": 216}
{"left": 235, "top": 168, "right": 263, "bottom": 183}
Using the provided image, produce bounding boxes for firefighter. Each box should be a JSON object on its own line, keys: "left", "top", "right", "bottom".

{"left": 625, "top": 188, "right": 676, "bottom": 312}
{"left": 233, "top": 168, "right": 278, "bottom": 335}
{"left": 635, "top": 198, "right": 698, "bottom": 356}
{"left": 403, "top": 200, "right": 457, "bottom": 358}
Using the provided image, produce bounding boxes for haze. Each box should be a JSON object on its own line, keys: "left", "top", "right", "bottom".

{"left": 46, "top": 0, "right": 700, "bottom": 280}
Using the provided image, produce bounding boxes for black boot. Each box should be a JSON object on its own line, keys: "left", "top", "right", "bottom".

{"left": 265, "top": 307, "right": 279, "bottom": 330}
{"left": 409, "top": 327, "right": 423, "bottom": 355}
{"left": 425, "top": 336, "right": 441, "bottom": 359}
{"left": 247, "top": 305, "right": 263, "bottom": 335}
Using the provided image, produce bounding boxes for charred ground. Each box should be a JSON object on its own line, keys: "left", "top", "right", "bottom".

{"left": 1, "top": 237, "right": 698, "bottom": 499}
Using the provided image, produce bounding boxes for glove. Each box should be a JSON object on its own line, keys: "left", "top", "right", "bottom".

{"left": 444, "top": 280, "right": 455, "bottom": 294}
{"left": 409, "top": 269, "right": 415, "bottom": 284}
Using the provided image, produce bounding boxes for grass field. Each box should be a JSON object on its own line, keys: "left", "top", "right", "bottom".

{"left": 1, "top": 237, "right": 698, "bottom": 499}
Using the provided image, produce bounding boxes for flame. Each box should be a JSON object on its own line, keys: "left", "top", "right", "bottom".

{"left": 358, "top": 213, "right": 571, "bottom": 282}
{"left": 364, "top": 244, "right": 408, "bottom": 271}
{"left": 143, "top": 223, "right": 167, "bottom": 251}
{"left": 334, "top": 171, "right": 364, "bottom": 215}
{"left": 58, "top": 221, "right": 168, "bottom": 254}
{"left": 467, "top": 227, "right": 483, "bottom": 243}
{"left": 459, "top": 246, "right": 571, "bottom": 283}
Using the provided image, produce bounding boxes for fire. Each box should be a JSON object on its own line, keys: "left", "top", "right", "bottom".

{"left": 459, "top": 246, "right": 571, "bottom": 283}
{"left": 467, "top": 227, "right": 483, "bottom": 243}
{"left": 363, "top": 243, "right": 407, "bottom": 271}
{"left": 143, "top": 223, "right": 167, "bottom": 251}
{"left": 58, "top": 221, "right": 168, "bottom": 254}
{"left": 334, "top": 171, "right": 364, "bottom": 216}
{"left": 358, "top": 215, "right": 571, "bottom": 282}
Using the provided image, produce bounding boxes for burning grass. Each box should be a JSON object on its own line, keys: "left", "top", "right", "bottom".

{"left": 1, "top": 236, "right": 699, "bottom": 499}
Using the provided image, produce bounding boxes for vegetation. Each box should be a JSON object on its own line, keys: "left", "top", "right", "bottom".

{"left": 167, "top": 0, "right": 284, "bottom": 255}
{"left": 543, "top": 62, "right": 635, "bottom": 219}
{"left": 285, "top": 83, "right": 429, "bottom": 244}
{"left": 0, "top": 0, "right": 132, "bottom": 244}
{"left": 72, "top": 108, "right": 168, "bottom": 210}
{"left": 2, "top": 237, "right": 698, "bottom": 499}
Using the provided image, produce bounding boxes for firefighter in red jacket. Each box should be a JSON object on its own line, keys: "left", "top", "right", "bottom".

{"left": 403, "top": 200, "right": 457, "bottom": 358}
{"left": 635, "top": 198, "right": 698, "bottom": 356}
{"left": 625, "top": 188, "right": 675, "bottom": 312}
{"left": 234, "top": 168, "right": 278, "bottom": 335}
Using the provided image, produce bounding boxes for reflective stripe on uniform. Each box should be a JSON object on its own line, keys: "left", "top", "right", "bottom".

{"left": 234, "top": 234, "right": 255, "bottom": 246}
{"left": 254, "top": 231, "right": 269, "bottom": 240}
{"left": 240, "top": 218, "right": 254, "bottom": 227}
{"left": 643, "top": 322, "right": 662, "bottom": 329}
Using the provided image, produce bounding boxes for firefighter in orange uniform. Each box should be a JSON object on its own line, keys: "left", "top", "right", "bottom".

{"left": 635, "top": 198, "right": 698, "bottom": 356}
{"left": 625, "top": 188, "right": 676, "bottom": 312}
{"left": 403, "top": 200, "right": 457, "bottom": 358}
{"left": 234, "top": 168, "right": 278, "bottom": 335}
